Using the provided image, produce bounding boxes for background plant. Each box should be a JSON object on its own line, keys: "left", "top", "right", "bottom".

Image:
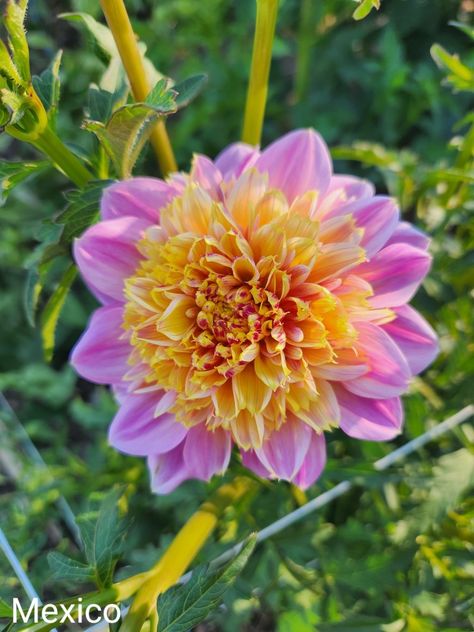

{"left": 0, "top": 0, "right": 473, "bottom": 630}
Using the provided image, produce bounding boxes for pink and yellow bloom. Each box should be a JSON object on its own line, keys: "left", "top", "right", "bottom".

{"left": 71, "top": 129, "right": 438, "bottom": 493}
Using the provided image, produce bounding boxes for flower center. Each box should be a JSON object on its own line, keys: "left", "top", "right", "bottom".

{"left": 191, "top": 273, "right": 284, "bottom": 379}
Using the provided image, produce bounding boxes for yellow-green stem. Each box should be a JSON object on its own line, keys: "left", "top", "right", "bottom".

{"left": 120, "top": 477, "right": 254, "bottom": 632}
{"left": 242, "top": 0, "right": 279, "bottom": 146}
{"left": 33, "top": 125, "right": 92, "bottom": 188}
{"left": 99, "top": 0, "right": 177, "bottom": 176}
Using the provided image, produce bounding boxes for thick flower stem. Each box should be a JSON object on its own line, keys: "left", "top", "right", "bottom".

{"left": 242, "top": 0, "right": 279, "bottom": 146}
{"left": 99, "top": 0, "right": 177, "bottom": 177}
{"left": 33, "top": 125, "right": 92, "bottom": 188}
{"left": 120, "top": 477, "right": 255, "bottom": 632}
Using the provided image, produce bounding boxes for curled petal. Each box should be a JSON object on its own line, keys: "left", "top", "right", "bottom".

{"left": 317, "top": 175, "right": 375, "bottom": 220}
{"left": 255, "top": 129, "right": 332, "bottom": 203}
{"left": 335, "top": 385, "right": 403, "bottom": 441}
{"left": 148, "top": 443, "right": 191, "bottom": 494}
{"left": 240, "top": 449, "right": 271, "bottom": 478}
{"left": 293, "top": 432, "right": 326, "bottom": 489}
{"left": 109, "top": 393, "right": 187, "bottom": 456}
{"left": 385, "top": 221, "right": 430, "bottom": 251}
{"left": 345, "top": 321, "right": 411, "bottom": 398}
{"left": 70, "top": 306, "right": 129, "bottom": 384}
{"left": 356, "top": 244, "right": 432, "bottom": 308}
{"left": 383, "top": 305, "right": 439, "bottom": 375}
{"left": 101, "top": 177, "right": 178, "bottom": 222}
{"left": 215, "top": 142, "right": 260, "bottom": 180}
{"left": 255, "top": 417, "right": 312, "bottom": 481}
{"left": 183, "top": 425, "right": 231, "bottom": 481}
{"left": 74, "top": 216, "right": 149, "bottom": 303}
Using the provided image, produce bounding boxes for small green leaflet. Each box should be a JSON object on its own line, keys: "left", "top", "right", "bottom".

{"left": 47, "top": 552, "right": 95, "bottom": 583}
{"left": 87, "top": 85, "right": 128, "bottom": 123}
{"left": 353, "top": 0, "right": 380, "bottom": 21}
{"left": 84, "top": 80, "right": 177, "bottom": 178}
{"left": 431, "top": 44, "right": 474, "bottom": 93}
{"left": 4, "top": 0, "right": 30, "bottom": 83}
{"left": 0, "top": 160, "right": 49, "bottom": 204}
{"left": 40, "top": 264, "right": 77, "bottom": 362}
{"left": 157, "top": 535, "right": 257, "bottom": 632}
{"left": 78, "top": 488, "right": 129, "bottom": 589}
{"left": 174, "top": 74, "right": 208, "bottom": 109}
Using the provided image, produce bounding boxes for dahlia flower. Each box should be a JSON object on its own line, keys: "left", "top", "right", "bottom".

{"left": 71, "top": 129, "right": 438, "bottom": 493}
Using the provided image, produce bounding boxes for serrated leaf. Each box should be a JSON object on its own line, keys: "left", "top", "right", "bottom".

{"left": 0, "top": 160, "right": 48, "bottom": 203}
{"left": 4, "top": 0, "right": 30, "bottom": 82}
{"left": 40, "top": 263, "right": 77, "bottom": 362}
{"left": 174, "top": 74, "right": 208, "bottom": 109}
{"left": 48, "top": 552, "right": 95, "bottom": 583}
{"left": 0, "top": 599, "right": 13, "bottom": 619}
{"left": 78, "top": 488, "right": 129, "bottom": 589}
{"left": 84, "top": 80, "right": 177, "bottom": 178}
{"left": 353, "top": 0, "right": 380, "bottom": 21}
{"left": 157, "top": 535, "right": 256, "bottom": 632}
{"left": 32, "top": 50, "right": 62, "bottom": 125}
{"left": 55, "top": 180, "right": 112, "bottom": 244}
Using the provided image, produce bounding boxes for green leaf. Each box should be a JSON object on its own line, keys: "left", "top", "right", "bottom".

{"left": 78, "top": 488, "right": 129, "bottom": 589}
{"left": 4, "top": 0, "right": 30, "bottom": 83}
{"left": 174, "top": 74, "right": 208, "bottom": 109}
{"left": 0, "top": 40, "right": 22, "bottom": 86}
{"left": 0, "top": 160, "right": 48, "bottom": 203}
{"left": 55, "top": 180, "right": 112, "bottom": 245}
{"left": 40, "top": 263, "right": 77, "bottom": 362}
{"left": 157, "top": 535, "right": 257, "bottom": 632}
{"left": 47, "top": 552, "right": 95, "bottom": 583}
{"left": 353, "top": 0, "right": 380, "bottom": 21}
{"left": 84, "top": 79, "right": 177, "bottom": 178}
{"left": 431, "top": 44, "right": 474, "bottom": 92}
{"left": 87, "top": 84, "right": 127, "bottom": 123}
{"left": 24, "top": 267, "right": 41, "bottom": 327}
{"left": 0, "top": 599, "right": 13, "bottom": 619}
{"left": 32, "top": 50, "right": 62, "bottom": 124}
{"left": 59, "top": 12, "right": 117, "bottom": 59}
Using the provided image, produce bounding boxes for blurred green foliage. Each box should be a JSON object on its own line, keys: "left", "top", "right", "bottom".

{"left": 0, "top": 0, "right": 473, "bottom": 630}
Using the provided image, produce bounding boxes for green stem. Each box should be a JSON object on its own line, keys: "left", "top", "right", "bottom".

{"left": 242, "top": 0, "right": 279, "bottom": 146}
{"left": 33, "top": 125, "right": 92, "bottom": 188}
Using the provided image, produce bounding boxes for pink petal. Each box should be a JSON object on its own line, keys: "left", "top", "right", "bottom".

{"left": 352, "top": 196, "right": 399, "bottom": 258}
{"left": 345, "top": 321, "right": 411, "bottom": 398}
{"left": 70, "top": 306, "right": 129, "bottom": 384}
{"left": 255, "top": 417, "right": 312, "bottom": 481}
{"left": 293, "top": 432, "right": 326, "bottom": 489}
{"left": 240, "top": 449, "right": 271, "bottom": 478}
{"left": 385, "top": 221, "right": 430, "bottom": 251}
{"left": 148, "top": 443, "right": 192, "bottom": 494}
{"left": 74, "top": 216, "right": 148, "bottom": 303}
{"left": 356, "top": 243, "right": 432, "bottom": 308}
{"left": 316, "top": 175, "right": 375, "bottom": 220}
{"left": 101, "top": 177, "right": 177, "bottom": 222}
{"left": 190, "top": 154, "right": 223, "bottom": 200}
{"left": 335, "top": 385, "right": 403, "bottom": 441}
{"left": 183, "top": 425, "right": 231, "bottom": 481}
{"left": 383, "top": 305, "right": 438, "bottom": 375}
{"left": 215, "top": 142, "right": 260, "bottom": 180}
{"left": 255, "top": 129, "right": 332, "bottom": 203}
{"left": 108, "top": 392, "right": 187, "bottom": 456}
